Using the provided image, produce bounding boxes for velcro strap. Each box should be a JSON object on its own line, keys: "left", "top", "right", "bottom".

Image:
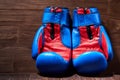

{"left": 42, "top": 7, "right": 69, "bottom": 26}
{"left": 73, "top": 8, "right": 101, "bottom": 27}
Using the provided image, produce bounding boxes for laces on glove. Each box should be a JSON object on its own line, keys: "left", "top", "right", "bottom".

{"left": 77, "top": 8, "right": 93, "bottom": 40}
{"left": 86, "top": 25, "right": 93, "bottom": 39}
{"left": 50, "top": 23, "right": 55, "bottom": 40}
{"left": 84, "top": 8, "right": 93, "bottom": 40}
{"left": 49, "top": 7, "right": 62, "bottom": 40}
{"left": 50, "top": 7, "right": 62, "bottom": 13}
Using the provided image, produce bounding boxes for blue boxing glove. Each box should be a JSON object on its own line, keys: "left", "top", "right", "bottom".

{"left": 32, "top": 7, "right": 71, "bottom": 74}
{"left": 72, "top": 7, "right": 113, "bottom": 74}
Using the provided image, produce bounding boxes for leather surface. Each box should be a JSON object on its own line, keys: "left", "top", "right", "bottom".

{"left": 73, "top": 51, "right": 108, "bottom": 74}
{"left": 32, "top": 7, "right": 71, "bottom": 74}
{"left": 42, "top": 24, "right": 71, "bottom": 61}
{"left": 99, "top": 25, "right": 113, "bottom": 61}
{"left": 73, "top": 7, "right": 101, "bottom": 27}
{"left": 73, "top": 26, "right": 105, "bottom": 59}
{"left": 72, "top": 7, "right": 113, "bottom": 74}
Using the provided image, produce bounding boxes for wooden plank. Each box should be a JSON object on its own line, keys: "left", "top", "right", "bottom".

{"left": 109, "top": 0, "right": 120, "bottom": 19}
{"left": 11, "top": 74, "right": 30, "bottom": 80}
{"left": 0, "top": 57, "right": 14, "bottom": 73}
{"left": 18, "top": 34, "right": 34, "bottom": 48}
{"left": 29, "top": 73, "right": 49, "bottom": 80}
{"left": 0, "top": 26, "right": 18, "bottom": 49}
{"left": 60, "top": 74, "right": 81, "bottom": 80}
{"left": 101, "top": 15, "right": 109, "bottom": 27}
{"left": 18, "top": 25, "right": 37, "bottom": 48}
{"left": 11, "top": 47, "right": 36, "bottom": 72}
{"left": 0, "top": 15, "right": 25, "bottom": 22}
{"left": 0, "top": 73, "right": 119, "bottom": 80}
{"left": 0, "top": 15, "right": 42, "bottom": 24}
{"left": 0, "top": 73, "right": 30, "bottom": 80}
{"left": 0, "top": 9, "right": 42, "bottom": 16}
{"left": 84, "top": 0, "right": 108, "bottom": 15}
{"left": 100, "top": 77, "right": 114, "bottom": 80}
{"left": 113, "top": 46, "right": 120, "bottom": 62}
{"left": 0, "top": 0, "right": 46, "bottom": 10}
{"left": 108, "top": 19, "right": 120, "bottom": 34}
{"left": 113, "top": 75, "right": 120, "bottom": 80}
{"left": 0, "top": 47, "right": 36, "bottom": 73}
{"left": 65, "top": 0, "right": 85, "bottom": 10}
{"left": 0, "top": 47, "right": 30, "bottom": 56}
{"left": 108, "top": 46, "right": 120, "bottom": 74}
{"left": 110, "top": 34, "right": 120, "bottom": 46}
{"left": 0, "top": 74, "right": 12, "bottom": 80}
{"left": 0, "top": 21, "right": 40, "bottom": 26}
{"left": 0, "top": 62, "right": 13, "bottom": 73}
{"left": 0, "top": 0, "right": 84, "bottom": 10}
{"left": 14, "top": 59, "right": 36, "bottom": 73}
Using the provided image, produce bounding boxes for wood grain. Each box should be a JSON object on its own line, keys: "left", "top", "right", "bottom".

{"left": 0, "top": 73, "right": 119, "bottom": 80}
{"left": 0, "top": 0, "right": 120, "bottom": 79}
{"left": 84, "top": 0, "right": 108, "bottom": 15}
{"left": 109, "top": 0, "right": 120, "bottom": 19}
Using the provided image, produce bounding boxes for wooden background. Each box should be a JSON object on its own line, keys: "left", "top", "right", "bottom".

{"left": 0, "top": 0, "right": 120, "bottom": 78}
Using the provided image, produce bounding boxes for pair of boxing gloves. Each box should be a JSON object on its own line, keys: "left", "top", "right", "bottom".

{"left": 32, "top": 7, "right": 113, "bottom": 74}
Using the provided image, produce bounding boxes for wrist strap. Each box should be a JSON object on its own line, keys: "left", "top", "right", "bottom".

{"left": 42, "top": 7, "right": 69, "bottom": 26}
{"left": 73, "top": 7, "right": 101, "bottom": 27}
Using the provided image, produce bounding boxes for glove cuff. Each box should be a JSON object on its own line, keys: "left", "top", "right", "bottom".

{"left": 42, "top": 6, "right": 70, "bottom": 26}
{"left": 73, "top": 7, "right": 101, "bottom": 27}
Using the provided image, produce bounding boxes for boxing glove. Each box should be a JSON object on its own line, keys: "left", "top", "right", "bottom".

{"left": 72, "top": 7, "right": 113, "bottom": 74}
{"left": 32, "top": 7, "right": 71, "bottom": 74}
